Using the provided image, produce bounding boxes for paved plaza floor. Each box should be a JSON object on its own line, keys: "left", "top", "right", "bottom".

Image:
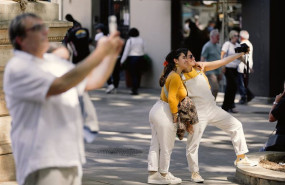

{"left": 82, "top": 84, "right": 274, "bottom": 185}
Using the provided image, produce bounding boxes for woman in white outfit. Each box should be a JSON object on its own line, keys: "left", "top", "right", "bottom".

{"left": 147, "top": 48, "right": 197, "bottom": 184}
{"left": 120, "top": 28, "right": 145, "bottom": 95}
{"left": 182, "top": 47, "right": 257, "bottom": 183}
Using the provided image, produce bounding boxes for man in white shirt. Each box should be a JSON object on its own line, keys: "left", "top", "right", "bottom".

{"left": 237, "top": 30, "right": 255, "bottom": 104}
{"left": 4, "top": 13, "right": 123, "bottom": 185}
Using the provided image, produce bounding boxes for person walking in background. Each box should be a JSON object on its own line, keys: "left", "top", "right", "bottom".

{"left": 94, "top": 23, "right": 106, "bottom": 47}
{"left": 182, "top": 47, "right": 257, "bottom": 183}
{"left": 200, "top": 29, "right": 222, "bottom": 99}
{"left": 221, "top": 30, "right": 241, "bottom": 113}
{"left": 183, "top": 19, "right": 208, "bottom": 61}
{"left": 120, "top": 28, "right": 145, "bottom": 95}
{"left": 237, "top": 30, "right": 255, "bottom": 104}
{"left": 92, "top": 23, "right": 120, "bottom": 94}
{"left": 63, "top": 14, "right": 90, "bottom": 64}
{"left": 4, "top": 13, "right": 123, "bottom": 185}
{"left": 105, "top": 49, "right": 122, "bottom": 94}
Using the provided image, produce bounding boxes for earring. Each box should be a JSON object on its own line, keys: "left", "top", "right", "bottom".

{"left": 175, "top": 63, "right": 179, "bottom": 67}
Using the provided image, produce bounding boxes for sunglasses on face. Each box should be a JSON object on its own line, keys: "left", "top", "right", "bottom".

{"left": 233, "top": 35, "right": 239, "bottom": 37}
{"left": 188, "top": 54, "right": 194, "bottom": 59}
{"left": 26, "top": 23, "right": 48, "bottom": 32}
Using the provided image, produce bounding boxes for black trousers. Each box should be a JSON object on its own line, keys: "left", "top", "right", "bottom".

{"left": 126, "top": 56, "right": 143, "bottom": 93}
{"left": 222, "top": 67, "right": 238, "bottom": 111}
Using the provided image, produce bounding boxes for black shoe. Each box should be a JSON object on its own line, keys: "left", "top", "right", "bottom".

{"left": 247, "top": 94, "right": 255, "bottom": 103}
{"left": 130, "top": 91, "right": 139, "bottom": 95}
{"left": 228, "top": 108, "right": 239, "bottom": 113}
{"left": 239, "top": 98, "right": 247, "bottom": 105}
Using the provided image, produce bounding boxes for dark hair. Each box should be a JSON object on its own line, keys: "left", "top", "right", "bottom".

{"left": 65, "top": 14, "right": 74, "bottom": 22}
{"left": 9, "top": 13, "right": 41, "bottom": 50}
{"left": 128, "top": 28, "right": 139, "bottom": 37}
{"left": 65, "top": 14, "right": 81, "bottom": 28}
{"left": 159, "top": 48, "right": 188, "bottom": 87}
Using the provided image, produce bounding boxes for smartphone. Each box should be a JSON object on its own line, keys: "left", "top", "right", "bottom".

{"left": 108, "top": 15, "right": 117, "bottom": 34}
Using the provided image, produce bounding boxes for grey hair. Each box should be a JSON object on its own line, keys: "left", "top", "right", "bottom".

{"left": 229, "top": 30, "right": 238, "bottom": 39}
{"left": 9, "top": 13, "right": 41, "bottom": 50}
{"left": 210, "top": 29, "right": 219, "bottom": 38}
{"left": 240, "top": 30, "right": 249, "bottom": 40}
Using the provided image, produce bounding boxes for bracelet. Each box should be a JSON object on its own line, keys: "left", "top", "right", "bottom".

{"left": 273, "top": 102, "right": 278, "bottom": 105}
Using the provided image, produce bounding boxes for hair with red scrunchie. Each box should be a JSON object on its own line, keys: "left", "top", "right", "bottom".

{"left": 163, "top": 60, "right": 168, "bottom": 67}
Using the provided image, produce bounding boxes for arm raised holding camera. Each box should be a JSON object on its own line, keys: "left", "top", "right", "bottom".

{"left": 195, "top": 43, "right": 249, "bottom": 72}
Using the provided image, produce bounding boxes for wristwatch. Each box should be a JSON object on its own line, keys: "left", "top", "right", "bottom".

{"left": 273, "top": 102, "right": 278, "bottom": 105}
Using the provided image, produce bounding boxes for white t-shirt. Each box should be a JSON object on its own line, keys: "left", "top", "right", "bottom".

{"left": 120, "top": 37, "right": 145, "bottom": 64}
{"left": 238, "top": 40, "right": 253, "bottom": 73}
{"left": 221, "top": 41, "right": 241, "bottom": 68}
{"left": 94, "top": 32, "right": 104, "bottom": 41}
{"left": 4, "top": 50, "right": 86, "bottom": 185}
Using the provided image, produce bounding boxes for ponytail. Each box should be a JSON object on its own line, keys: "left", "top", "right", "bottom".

{"left": 159, "top": 48, "right": 188, "bottom": 87}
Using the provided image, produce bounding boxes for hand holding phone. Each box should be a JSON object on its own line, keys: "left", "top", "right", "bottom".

{"left": 108, "top": 15, "right": 117, "bottom": 34}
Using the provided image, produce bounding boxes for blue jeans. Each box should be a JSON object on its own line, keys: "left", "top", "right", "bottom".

{"left": 238, "top": 73, "right": 247, "bottom": 100}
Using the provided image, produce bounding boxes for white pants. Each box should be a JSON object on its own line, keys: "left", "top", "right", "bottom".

{"left": 148, "top": 100, "right": 177, "bottom": 173}
{"left": 186, "top": 104, "right": 249, "bottom": 172}
{"left": 24, "top": 166, "right": 81, "bottom": 185}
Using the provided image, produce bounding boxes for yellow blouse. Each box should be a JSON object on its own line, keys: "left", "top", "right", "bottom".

{"left": 160, "top": 72, "right": 187, "bottom": 113}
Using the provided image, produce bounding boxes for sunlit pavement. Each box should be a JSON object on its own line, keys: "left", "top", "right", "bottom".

{"left": 82, "top": 84, "right": 273, "bottom": 185}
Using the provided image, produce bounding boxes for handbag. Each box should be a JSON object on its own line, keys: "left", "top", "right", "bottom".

{"left": 260, "top": 130, "right": 285, "bottom": 151}
{"left": 163, "top": 78, "right": 199, "bottom": 140}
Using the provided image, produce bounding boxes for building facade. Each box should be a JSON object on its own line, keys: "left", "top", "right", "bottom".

{"left": 58, "top": 0, "right": 284, "bottom": 97}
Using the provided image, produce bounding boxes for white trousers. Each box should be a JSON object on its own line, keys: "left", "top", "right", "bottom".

{"left": 24, "top": 166, "right": 82, "bottom": 185}
{"left": 186, "top": 104, "right": 249, "bottom": 172}
{"left": 148, "top": 100, "right": 177, "bottom": 173}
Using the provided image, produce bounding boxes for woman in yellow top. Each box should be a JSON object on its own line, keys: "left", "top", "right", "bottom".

{"left": 147, "top": 48, "right": 196, "bottom": 184}
{"left": 182, "top": 47, "right": 258, "bottom": 183}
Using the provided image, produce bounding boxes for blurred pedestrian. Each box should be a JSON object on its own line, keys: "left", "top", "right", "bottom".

{"left": 237, "top": 30, "right": 255, "bottom": 104}
{"left": 120, "top": 28, "right": 145, "bottom": 95}
{"left": 94, "top": 23, "right": 106, "bottom": 47}
{"left": 63, "top": 14, "right": 90, "bottom": 64}
{"left": 183, "top": 19, "right": 207, "bottom": 61}
{"left": 183, "top": 46, "right": 257, "bottom": 183}
{"left": 148, "top": 49, "right": 194, "bottom": 184}
{"left": 105, "top": 50, "right": 122, "bottom": 94}
{"left": 92, "top": 23, "right": 120, "bottom": 94}
{"left": 183, "top": 18, "right": 191, "bottom": 38}
{"left": 4, "top": 13, "right": 123, "bottom": 185}
{"left": 202, "top": 20, "right": 216, "bottom": 41}
{"left": 200, "top": 29, "right": 222, "bottom": 99}
{"left": 221, "top": 30, "right": 241, "bottom": 113}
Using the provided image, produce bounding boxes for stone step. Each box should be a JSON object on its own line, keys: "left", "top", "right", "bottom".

{"left": 0, "top": 0, "right": 59, "bottom": 21}
{"left": 0, "top": 154, "right": 16, "bottom": 182}
{"left": 0, "top": 182, "right": 17, "bottom": 185}
{"left": 0, "top": 116, "right": 12, "bottom": 155}
{"left": 235, "top": 152, "right": 285, "bottom": 185}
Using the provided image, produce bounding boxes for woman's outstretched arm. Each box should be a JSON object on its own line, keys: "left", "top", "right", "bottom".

{"left": 196, "top": 52, "right": 245, "bottom": 72}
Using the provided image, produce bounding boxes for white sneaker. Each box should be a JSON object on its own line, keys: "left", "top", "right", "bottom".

{"left": 148, "top": 172, "right": 170, "bottom": 184}
{"left": 191, "top": 172, "right": 204, "bottom": 183}
{"left": 165, "top": 172, "right": 182, "bottom": 184}
{"left": 234, "top": 156, "right": 258, "bottom": 167}
{"left": 106, "top": 84, "right": 115, "bottom": 94}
